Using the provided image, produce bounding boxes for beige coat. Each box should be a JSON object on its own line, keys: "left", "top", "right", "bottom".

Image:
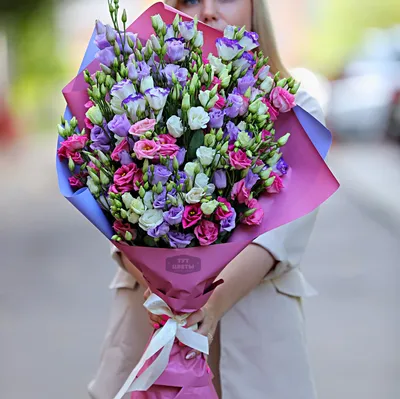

{"left": 88, "top": 90, "right": 325, "bottom": 399}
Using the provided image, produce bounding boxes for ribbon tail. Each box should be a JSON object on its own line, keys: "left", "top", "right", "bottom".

{"left": 113, "top": 321, "right": 177, "bottom": 399}
{"left": 128, "top": 337, "right": 175, "bottom": 392}
{"left": 176, "top": 327, "right": 209, "bottom": 355}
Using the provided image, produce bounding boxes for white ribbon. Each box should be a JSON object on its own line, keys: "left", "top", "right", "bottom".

{"left": 113, "top": 293, "right": 209, "bottom": 399}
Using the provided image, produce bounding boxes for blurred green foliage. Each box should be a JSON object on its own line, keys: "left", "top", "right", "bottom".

{"left": 309, "top": 0, "right": 400, "bottom": 76}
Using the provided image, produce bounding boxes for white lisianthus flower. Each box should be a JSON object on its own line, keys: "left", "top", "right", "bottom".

{"left": 237, "top": 121, "right": 247, "bottom": 131}
{"left": 193, "top": 31, "right": 204, "bottom": 48}
{"left": 140, "top": 76, "right": 155, "bottom": 94}
{"left": 179, "top": 20, "right": 196, "bottom": 41}
{"left": 145, "top": 87, "right": 170, "bottom": 111}
{"left": 143, "top": 191, "right": 154, "bottom": 210}
{"left": 199, "top": 90, "right": 218, "bottom": 110}
{"left": 196, "top": 146, "right": 215, "bottom": 166}
{"left": 201, "top": 200, "right": 220, "bottom": 215}
{"left": 260, "top": 76, "right": 274, "bottom": 93}
{"left": 258, "top": 66, "right": 271, "bottom": 81}
{"left": 194, "top": 173, "right": 209, "bottom": 188}
{"left": 139, "top": 209, "right": 164, "bottom": 231}
{"left": 238, "top": 131, "right": 252, "bottom": 148}
{"left": 122, "top": 192, "right": 135, "bottom": 209}
{"left": 205, "top": 183, "right": 216, "bottom": 195}
{"left": 110, "top": 80, "right": 136, "bottom": 114}
{"left": 124, "top": 94, "right": 147, "bottom": 122}
{"left": 188, "top": 107, "right": 210, "bottom": 130}
{"left": 184, "top": 162, "right": 197, "bottom": 177}
{"left": 131, "top": 198, "right": 146, "bottom": 215}
{"left": 86, "top": 105, "right": 103, "bottom": 125}
{"left": 151, "top": 14, "right": 164, "bottom": 31}
{"left": 167, "top": 115, "right": 184, "bottom": 138}
{"left": 127, "top": 210, "right": 139, "bottom": 224}
{"left": 185, "top": 187, "right": 205, "bottom": 204}
{"left": 207, "top": 54, "right": 225, "bottom": 74}
{"left": 224, "top": 25, "right": 236, "bottom": 40}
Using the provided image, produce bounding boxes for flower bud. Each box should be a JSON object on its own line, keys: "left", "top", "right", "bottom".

{"left": 220, "top": 141, "right": 229, "bottom": 155}
{"left": 204, "top": 134, "right": 216, "bottom": 148}
{"left": 260, "top": 76, "right": 274, "bottom": 93}
{"left": 122, "top": 9, "right": 128, "bottom": 23}
{"left": 144, "top": 182, "right": 150, "bottom": 190}
{"left": 86, "top": 105, "right": 103, "bottom": 125}
{"left": 243, "top": 208, "right": 257, "bottom": 217}
{"left": 57, "top": 124, "right": 66, "bottom": 138}
{"left": 182, "top": 93, "right": 191, "bottom": 111}
{"left": 277, "top": 78, "right": 287, "bottom": 88}
{"left": 260, "top": 167, "right": 272, "bottom": 180}
{"left": 173, "top": 13, "right": 180, "bottom": 31}
{"left": 221, "top": 76, "right": 231, "bottom": 89}
{"left": 88, "top": 169, "right": 100, "bottom": 185}
{"left": 68, "top": 157, "right": 75, "bottom": 172}
{"left": 87, "top": 177, "right": 100, "bottom": 196}
{"left": 106, "top": 25, "right": 117, "bottom": 43}
{"left": 120, "top": 209, "right": 128, "bottom": 219}
{"left": 290, "top": 81, "right": 301, "bottom": 94}
{"left": 249, "top": 100, "right": 261, "bottom": 114}
{"left": 100, "top": 170, "right": 110, "bottom": 185}
{"left": 125, "top": 231, "right": 133, "bottom": 241}
{"left": 151, "top": 15, "right": 164, "bottom": 32}
{"left": 265, "top": 176, "right": 276, "bottom": 187}
{"left": 139, "top": 187, "right": 146, "bottom": 198}
{"left": 277, "top": 133, "right": 290, "bottom": 147}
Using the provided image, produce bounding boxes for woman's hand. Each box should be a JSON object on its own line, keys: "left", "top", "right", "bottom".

{"left": 184, "top": 303, "right": 220, "bottom": 360}
{"left": 144, "top": 288, "right": 168, "bottom": 329}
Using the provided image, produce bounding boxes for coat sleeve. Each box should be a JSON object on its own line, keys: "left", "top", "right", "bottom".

{"left": 109, "top": 245, "right": 138, "bottom": 290}
{"left": 253, "top": 90, "right": 325, "bottom": 296}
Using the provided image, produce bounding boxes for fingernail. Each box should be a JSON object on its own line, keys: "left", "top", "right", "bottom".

{"left": 160, "top": 320, "right": 166, "bottom": 326}
{"left": 206, "top": 366, "right": 211, "bottom": 374}
{"left": 153, "top": 323, "right": 160, "bottom": 329}
{"left": 185, "top": 351, "right": 196, "bottom": 360}
{"left": 161, "top": 315, "right": 170, "bottom": 321}
{"left": 178, "top": 341, "right": 185, "bottom": 347}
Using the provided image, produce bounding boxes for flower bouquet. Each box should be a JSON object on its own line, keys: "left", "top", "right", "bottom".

{"left": 56, "top": 1, "right": 339, "bottom": 398}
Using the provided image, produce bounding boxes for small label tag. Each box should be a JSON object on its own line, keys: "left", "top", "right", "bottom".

{"left": 166, "top": 255, "right": 201, "bottom": 274}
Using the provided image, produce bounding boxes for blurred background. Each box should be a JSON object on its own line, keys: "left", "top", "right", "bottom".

{"left": 0, "top": 0, "right": 399, "bottom": 398}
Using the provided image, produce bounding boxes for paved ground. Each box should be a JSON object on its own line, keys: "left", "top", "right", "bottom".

{"left": 0, "top": 139, "right": 399, "bottom": 399}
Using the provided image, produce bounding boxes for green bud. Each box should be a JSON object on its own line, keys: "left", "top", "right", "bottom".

{"left": 173, "top": 156, "right": 179, "bottom": 171}
{"left": 277, "top": 78, "right": 287, "bottom": 88}
{"left": 173, "top": 13, "right": 180, "bottom": 31}
{"left": 113, "top": 58, "right": 119, "bottom": 69}
{"left": 194, "top": 163, "right": 201, "bottom": 174}
{"left": 143, "top": 173, "right": 148, "bottom": 183}
{"left": 68, "top": 157, "right": 75, "bottom": 172}
{"left": 204, "top": 134, "right": 216, "bottom": 148}
{"left": 136, "top": 38, "right": 143, "bottom": 51}
{"left": 277, "top": 133, "right": 291, "bottom": 147}
{"left": 216, "top": 128, "right": 224, "bottom": 141}
{"left": 260, "top": 167, "right": 272, "bottom": 180}
{"left": 116, "top": 72, "right": 122, "bottom": 82}
{"left": 100, "top": 63, "right": 112, "bottom": 74}
{"left": 61, "top": 115, "right": 66, "bottom": 125}
{"left": 253, "top": 164, "right": 264, "bottom": 174}
{"left": 57, "top": 124, "right": 66, "bottom": 138}
{"left": 166, "top": 182, "right": 174, "bottom": 192}
{"left": 144, "top": 182, "right": 149, "bottom": 190}
{"left": 122, "top": 9, "right": 127, "bottom": 23}
{"left": 249, "top": 99, "right": 261, "bottom": 114}
{"left": 88, "top": 170, "right": 100, "bottom": 185}
{"left": 120, "top": 209, "right": 128, "bottom": 219}
{"left": 265, "top": 176, "right": 276, "bottom": 187}
{"left": 87, "top": 154, "right": 102, "bottom": 169}
{"left": 156, "top": 181, "right": 163, "bottom": 194}
{"left": 139, "top": 187, "right": 146, "bottom": 198}
{"left": 290, "top": 81, "right": 301, "bottom": 94}
{"left": 125, "top": 231, "right": 133, "bottom": 241}
{"left": 127, "top": 36, "right": 135, "bottom": 51}
{"left": 182, "top": 93, "right": 191, "bottom": 111}
{"left": 111, "top": 235, "right": 120, "bottom": 241}
{"left": 114, "top": 200, "right": 123, "bottom": 208}
{"left": 243, "top": 208, "right": 257, "bottom": 217}
{"left": 236, "top": 25, "right": 246, "bottom": 40}
{"left": 220, "top": 141, "right": 229, "bottom": 155}
{"left": 221, "top": 76, "right": 231, "bottom": 89}
{"left": 100, "top": 170, "right": 110, "bottom": 185}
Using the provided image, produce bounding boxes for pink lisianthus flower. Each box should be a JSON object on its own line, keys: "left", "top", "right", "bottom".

{"left": 113, "top": 220, "right": 137, "bottom": 240}
{"left": 270, "top": 87, "right": 296, "bottom": 113}
{"left": 57, "top": 134, "right": 88, "bottom": 165}
{"left": 129, "top": 118, "right": 157, "bottom": 137}
{"left": 214, "top": 94, "right": 226, "bottom": 110}
{"left": 68, "top": 174, "right": 86, "bottom": 189}
{"left": 111, "top": 138, "right": 130, "bottom": 162}
{"left": 262, "top": 98, "right": 279, "bottom": 122}
{"left": 215, "top": 197, "right": 234, "bottom": 221}
{"left": 231, "top": 179, "right": 251, "bottom": 204}
{"left": 266, "top": 171, "right": 284, "bottom": 194}
{"left": 133, "top": 139, "right": 161, "bottom": 160}
{"left": 182, "top": 204, "right": 202, "bottom": 229}
{"left": 159, "top": 143, "right": 180, "bottom": 158}
{"left": 158, "top": 134, "right": 177, "bottom": 144}
{"left": 111, "top": 163, "right": 138, "bottom": 193}
{"left": 194, "top": 220, "right": 219, "bottom": 246}
{"left": 242, "top": 198, "right": 264, "bottom": 226}
{"left": 132, "top": 169, "right": 144, "bottom": 191}
{"left": 229, "top": 149, "right": 252, "bottom": 170}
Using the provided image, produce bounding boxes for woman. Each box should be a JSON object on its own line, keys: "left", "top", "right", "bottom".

{"left": 88, "top": 1, "right": 325, "bottom": 398}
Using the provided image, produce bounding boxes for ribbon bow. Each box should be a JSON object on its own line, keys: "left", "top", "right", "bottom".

{"left": 114, "top": 293, "right": 209, "bottom": 399}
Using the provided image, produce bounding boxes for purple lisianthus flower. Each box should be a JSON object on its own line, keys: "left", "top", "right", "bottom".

{"left": 233, "top": 52, "right": 256, "bottom": 72}
{"left": 116, "top": 32, "right": 136, "bottom": 54}
{"left": 220, "top": 208, "right": 237, "bottom": 232}
{"left": 137, "top": 61, "right": 151, "bottom": 81}
{"left": 145, "top": 87, "right": 170, "bottom": 111}
{"left": 237, "top": 72, "right": 257, "bottom": 95}
{"left": 153, "top": 188, "right": 167, "bottom": 209}
{"left": 216, "top": 38, "right": 243, "bottom": 61}
{"left": 90, "top": 125, "right": 111, "bottom": 152}
{"left": 127, "top": 62, "right": 138, "bottom": 81}
{"left": 148, "top": 222, "right": 170, "bottom": 238}
{"left": 274, "top": 158, "right": 289, "bottom": 176}
{"left": 95, "top": 47, "right": 116, "bottom": 66}
{"left": 176, "top": 171, "right": 187, "bottom": 185}
{"left": 150, "top": 165, "right": 172, "bottom": 185}
{"left": 122, "top": 94, "right": 147, "bottom": 121}
{"left": 176, "top": 148, "right": 187, "bottom": 166}
{"left": 179, "top": 20, "right": 196, "bottom": 41}
{"left": 163, "top": 205, "right": 184, "bottom": 225}
{"left": 239, "top": 31, "right": 260, "bottom": 52}
{"left": 225, "top": 94, "right": 244, "bottom": 118}
{"left": 209, "top": 109, "right": 225, "bottom": 129}
{"left": 245, "top": 169, "right": 260, "bottom": 189}
{"left": 119, "top": 151, "right": 133, "bottom": 165}
{"left": 225, "top": 121, "right": 239, "bottom": 142}
{"left": 212, "top": 170, "right": 227, "bottom": 189}
{"left": 166, "top": 38, "right": 185, "bottom": 62}
{"left": 167, "top": 231, "right": 194, "bottom": 248}
{"left": 165, "top": 24, "right": 175, "bottom": 40}
{"left": 94, "top": 21, "right": 112, "bottom": 50}
{"left": 162, "top": 64, "right": 188, "bottom": 87}
{"left": 108, "top": 113, "right": 131, "bottom": 137}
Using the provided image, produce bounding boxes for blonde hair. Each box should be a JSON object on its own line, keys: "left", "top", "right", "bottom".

{"left": 165, "top": 0, "right": 289, "bottom": 77}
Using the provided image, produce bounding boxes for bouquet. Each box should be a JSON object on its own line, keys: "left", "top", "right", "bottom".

{"left": 56, "top": 1, "right": 339, "bottom": 398}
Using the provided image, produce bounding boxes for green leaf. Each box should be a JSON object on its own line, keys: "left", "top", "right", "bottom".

{"left": 144, "top": 236, "right": 157, "bottom": 247}
{"left": 188, "top": 129, "right": 204, "bottom": 160}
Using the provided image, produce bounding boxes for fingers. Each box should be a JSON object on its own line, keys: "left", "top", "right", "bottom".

{"left": 185, "top": 308, "right": 205, "bottom": 328}
{"left": 143, "top": 288, "right": 151, "bottom": 301}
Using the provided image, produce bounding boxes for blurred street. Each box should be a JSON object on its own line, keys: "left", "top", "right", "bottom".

{"left": 0, "top": 139, "right": 399, "bottom": 399}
